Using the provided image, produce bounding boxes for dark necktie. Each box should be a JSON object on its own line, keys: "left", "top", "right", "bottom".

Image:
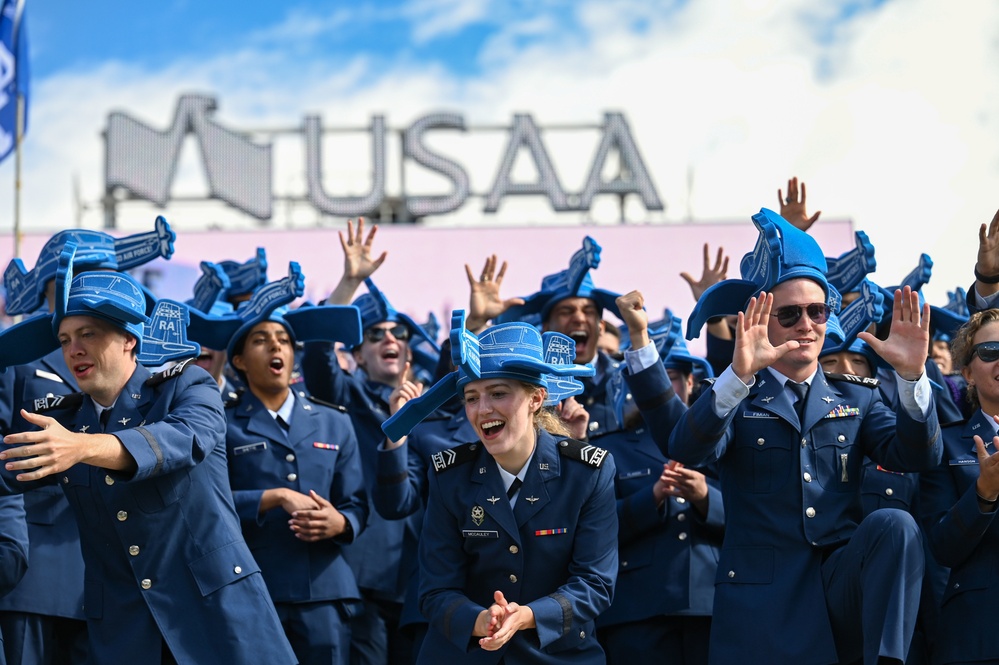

{"left": 276, "top": 416, "right": 290, "bottom": 432}
{"left": 788, "top": 381, "right": 808, "bottom": 422}
{"left": 99, "top": 409, "right": 111, "bottom": 432}
{"left": 507, "top": 477, "right": 523, "bottom": 501}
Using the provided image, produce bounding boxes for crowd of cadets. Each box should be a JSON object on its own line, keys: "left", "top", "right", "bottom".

{"left": 0, "top": 177, "right": 994, "bottom": 665}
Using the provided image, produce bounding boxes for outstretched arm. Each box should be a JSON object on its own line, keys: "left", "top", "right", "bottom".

{"left": 327, "top": 217, "right": 387, "bottom": 305}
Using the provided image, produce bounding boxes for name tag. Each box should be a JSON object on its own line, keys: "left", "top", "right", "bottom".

{"left": 462, "top": 530, "right": 499, "bottom": 539}
{"left": 948, "top": 458, "right": 979, "bottom": 466}
{"left": 743, "top": 411, "right": 777, "bottom": 419}
{"left": 618, "top": 468, "right": 652, "bottom": 480}
{"left": 34, "top": 369, "right": 64, "bottom": 383}
{"left": 233, "top": 441, "right": 267, "bottom": 455}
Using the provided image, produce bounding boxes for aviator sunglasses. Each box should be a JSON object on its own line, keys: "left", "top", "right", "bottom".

{"left": 770, "top": 303, "right": 830, "bottom": 328}
{"left": 364, "top": 324, "right": 411, "bottom": 344}
{"left": 971, "top": 341, "right": 999, "bottom": 363}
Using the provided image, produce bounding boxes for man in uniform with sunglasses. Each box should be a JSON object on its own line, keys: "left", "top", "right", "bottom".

{"left": 670, "top": 209, "right": 941, "bottom": 665}
{"left": 302, "top": 219, "right": 438, "bottom": 665}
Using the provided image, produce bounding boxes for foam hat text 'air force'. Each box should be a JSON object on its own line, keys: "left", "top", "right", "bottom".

{"left": 4, "top": 216, "right": 175, "bottom": 316}
{"left": 381, "top": 311, "right": 594, "bottom": 442}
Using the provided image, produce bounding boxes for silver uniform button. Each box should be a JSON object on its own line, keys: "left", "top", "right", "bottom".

{"left": 234, "top": 566, "right": 242, "bottom": 574}
{"left": 803, "top": 472, "right": 812, "bottom": 482}
{"left": 116, "top": 511, "right": 128, "bottom": 522}
{"left": 805, "top": 507, "right": 816, "bottom": 518}
{"left": 579, "top": 631, "right": 586, "bottom": 639}
{"left": 128, "top": 546, "right": 139, "bottom": 556}
{"left": 285, "top": 454, "right": 295, "bottom": 462}
{"left": 588, "top": 421, "right": 599, "bottom": 432}
{"left": 728, "top": 570, "right": 735, "bottom": 578}
{"left": 509, "top": 545, "right": 518, "bottom": 554}
{"left": 509, "top": 574, "right": 517, "bottom": 583}
{"left": 885, "top": 488, "right": 894, "bottom": 496}
{"left": 837, "top": 435, "right": 846, "bottom": 442}
{"left": 676, "top": 497, "right": 686, "bottom": 504}
{"left": 621, "top": 561, "right": 629, "bottom": 567}
{"left": 677, "top": 513, "right": 686, "bottom": 522}
{"left": 104, "top": 475, "right": 114, "bottom": 486}
{"left": 62, "top": 477, "right": 69, "bottom": 484}
{"left": 801, "top": 438, "right": 807, "bottom": 448}
{"left": 140, "top": 579, "right": 152, "bottom": 590}
{"left": 287, "top": 473, "right": 297, "bottom": 482}
{"left": 757, "top": 438, "right": 765, "bottom": 446}
{"left": 678, "top": 532, "right": 688, "bottom": 541}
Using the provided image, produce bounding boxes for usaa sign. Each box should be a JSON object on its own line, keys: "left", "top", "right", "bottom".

{"left": 104, "top": 95, "right": 664, "bottom": 222}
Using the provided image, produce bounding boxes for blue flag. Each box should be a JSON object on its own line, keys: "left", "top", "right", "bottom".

{"left": 0, "top": 0, "right": 28, "bottom": 163}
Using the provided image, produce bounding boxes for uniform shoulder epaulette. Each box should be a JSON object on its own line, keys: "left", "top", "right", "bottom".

{"left": 223, "top": 389, "right": 244, "bottom": 409}
{"left": 430, "top": 442, "right": 479, "bottom": 474}
{"left": 306, "top": 395, "right": 348, "bottom": 413}
{"left": 699, "top": 377, "right": 717, "bottom": 388}
{"left": 145, "top": 358, "right": 197, "bottom": 387}
{"left": 825, "top": 373, "right": 880, "bottom": 388}
{"left": 31, "top": 392, "right": 85, "bottom": 413}
{"left": 557, "top": 437, "right": 609, "bottom": 469}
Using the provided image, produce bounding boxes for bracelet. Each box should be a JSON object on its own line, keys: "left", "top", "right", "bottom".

{"left": 974, "top": 266, "right": 999, "bottom": 284}
{"left": 975, "top": 490, "right": 998, "bottom": 505}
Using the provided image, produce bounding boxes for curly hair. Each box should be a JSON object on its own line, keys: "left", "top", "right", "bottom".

{"left": 949, "top": 308, "right": 999, "bottom": 410}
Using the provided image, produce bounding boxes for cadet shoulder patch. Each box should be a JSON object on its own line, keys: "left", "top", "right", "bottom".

{"left": 32, "top": 393, "right": 85, "bottom": 413}
{"left": 306, "top": 395, "right": 348, "bottom": 413}
{"left": 557, "top": 438, "right": 609, "bottom": 468}
{"left": 145, "top": 358, "right": 197, "bottom": 387}
{"left": 431, "top": 442, "right": 479, "bottom": 474}
{"left": 825, "top": 373, "right": 880, "bottom": 388}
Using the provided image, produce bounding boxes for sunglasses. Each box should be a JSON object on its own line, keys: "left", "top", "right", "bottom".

{"left": 770, "top": 303, "right": 830, "bottom": 328}
{"left": 364, "top": 324, "right": 410, "bottom": 344}
{"left": 972, "top": 341, "right": 999, "bottom": 363}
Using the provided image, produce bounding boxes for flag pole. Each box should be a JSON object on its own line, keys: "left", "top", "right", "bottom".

{"left": 11, "top": 0, "right": 25, "bottom": 260}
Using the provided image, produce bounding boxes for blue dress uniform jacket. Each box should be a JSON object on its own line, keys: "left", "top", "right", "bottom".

{"left": 375, "top": 406, "right": 477, "bottom": 634}
{"left": 0, "top": 495, "right": 27, "bottom": 598}
{"left": 225, "top": 388, "right": 368, "bottom": 604}
{"left": 0, "top": 349, "right": 86, "bottom": 621}
{"left": 595, "top": 423, "right": 723, "bottom": 627}
{"left": 919, "top": 412, "right": 999, "bottom": 664}
{"left": 417, "top": 430, "right": 618, "bottom": 665}
{"left": 302, "top": 341, "right": 417, "bottom": 603}
{"left": 668, "top": 368, "right": 941, "bottom": 665}
{"left": 0, "top": 362, "right": 296, "bottom": 665}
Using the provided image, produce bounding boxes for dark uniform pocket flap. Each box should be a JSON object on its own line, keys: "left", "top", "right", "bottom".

{"left": 942, "top": 564, "right": 992, "bottom": 605}
{"left": 715, "top": 546, "right": 774, "bottom": 584}
{"left": 188, "top": 541, "right": 261, "bottom": 597}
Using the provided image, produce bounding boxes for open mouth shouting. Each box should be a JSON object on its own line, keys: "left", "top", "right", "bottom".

{"left": 269, "top": 356, "right": 285, "bottom": 375}
{"left": 73, "top": 362, "right": 95, "bottom": 380}
{"left": 480, "top": 419, "right": 506, "bottom": 439}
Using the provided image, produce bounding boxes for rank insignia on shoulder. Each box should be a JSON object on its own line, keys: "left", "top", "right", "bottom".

{"left": 432, "top": 442, "right": 479, "bottom": 473}
{"left": 306, "top": 395, "right": 348, "bottom": 413}
{"left": 558, "top": 438, "right": 608, "bottom": 468}
{"left": 825, "top": 372, "right": 880, "bottom": 388}
{"left": 145, "top": 358, "right": 196, "bottom": 387}
{"left": 32, "top": 393, "right": 84, "bottom": 413}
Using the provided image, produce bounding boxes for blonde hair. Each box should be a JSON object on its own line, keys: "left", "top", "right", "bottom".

{"left": 515, "top": 382, "right": 572, "bottom": 438}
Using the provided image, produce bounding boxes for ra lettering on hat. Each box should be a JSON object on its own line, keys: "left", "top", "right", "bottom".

{"left": 687, "top": 208, "right": 839, "bottom": 340}
{"left": 497, "top": 236, "right": 624, "bottom": 326}
{"left": 4, "top": 216, "right": 176, "bottom": 316}
{"left": 381, "top": 310, "right": 594, "bottom": 442}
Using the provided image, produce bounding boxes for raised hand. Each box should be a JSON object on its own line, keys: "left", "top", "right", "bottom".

{"left": 615, "top": 290, "right": 649, "bottom": 350}
{"left": 731, "top": 292, "right": 799, "bottom": 383}
{"left": 328, "top": 217, "right": 387, "bottom": 304}
{"left": 680, "top": 243, "right": 729, "bottom": 302}
{"left": 974, "top": 422, "right": 999, "bottom": 504}
{"left": 778, "top": 177, "right": 821, "bottom": 231}
{"left": 857, "top": 285, "right": 929, "bottom": 381}
{"left": 464, "top": 255, "right": 525, "bottom": 332}
{"left": 976, "top": 209, "right": 999, "bottom": 295}
{"left": 556, "top": 396, "right": 590, "bottom": 441}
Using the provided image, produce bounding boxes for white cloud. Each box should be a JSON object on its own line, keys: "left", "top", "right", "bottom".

{"left": 1, "top": 0, "right": 997, "bottom": 308}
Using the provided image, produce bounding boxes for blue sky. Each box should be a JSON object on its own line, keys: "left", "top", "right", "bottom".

{"left": 4, "top": 0, "right": 999, "bottom": 309}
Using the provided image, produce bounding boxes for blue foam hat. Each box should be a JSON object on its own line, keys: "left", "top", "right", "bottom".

{"left": 662, "top": 336, "right": 714, "bottom": 380}
{"left": 496, "top": 236, "right": 623, "bottom": 326}
{"left": 4, "top": 216, "right": 176, "bottom": 316}
{"left": 216, "top": 248, "right": 268, "bottom": 301}
{"left": 541, "top": 331, "right": 585, "bottom": 406}
{"left": 927, "top": 286, "right": 970, "bottom": 343}
{"left": 821, "top": 279, "right": 884, "bottom": 357}
{"left": 184, "top": 263, "right": 361, "bottom": 366}
{"left": 826, "top": 230, "right": 876, "bottom": 295}
{"left": 381, "top": 311, "right": 594, "bottom": 441}
{"left": 687, "top": 208, "right": 834, "bottom": 340}
{"left": 349, "top": 278, "right": 439, "bottom": 353}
